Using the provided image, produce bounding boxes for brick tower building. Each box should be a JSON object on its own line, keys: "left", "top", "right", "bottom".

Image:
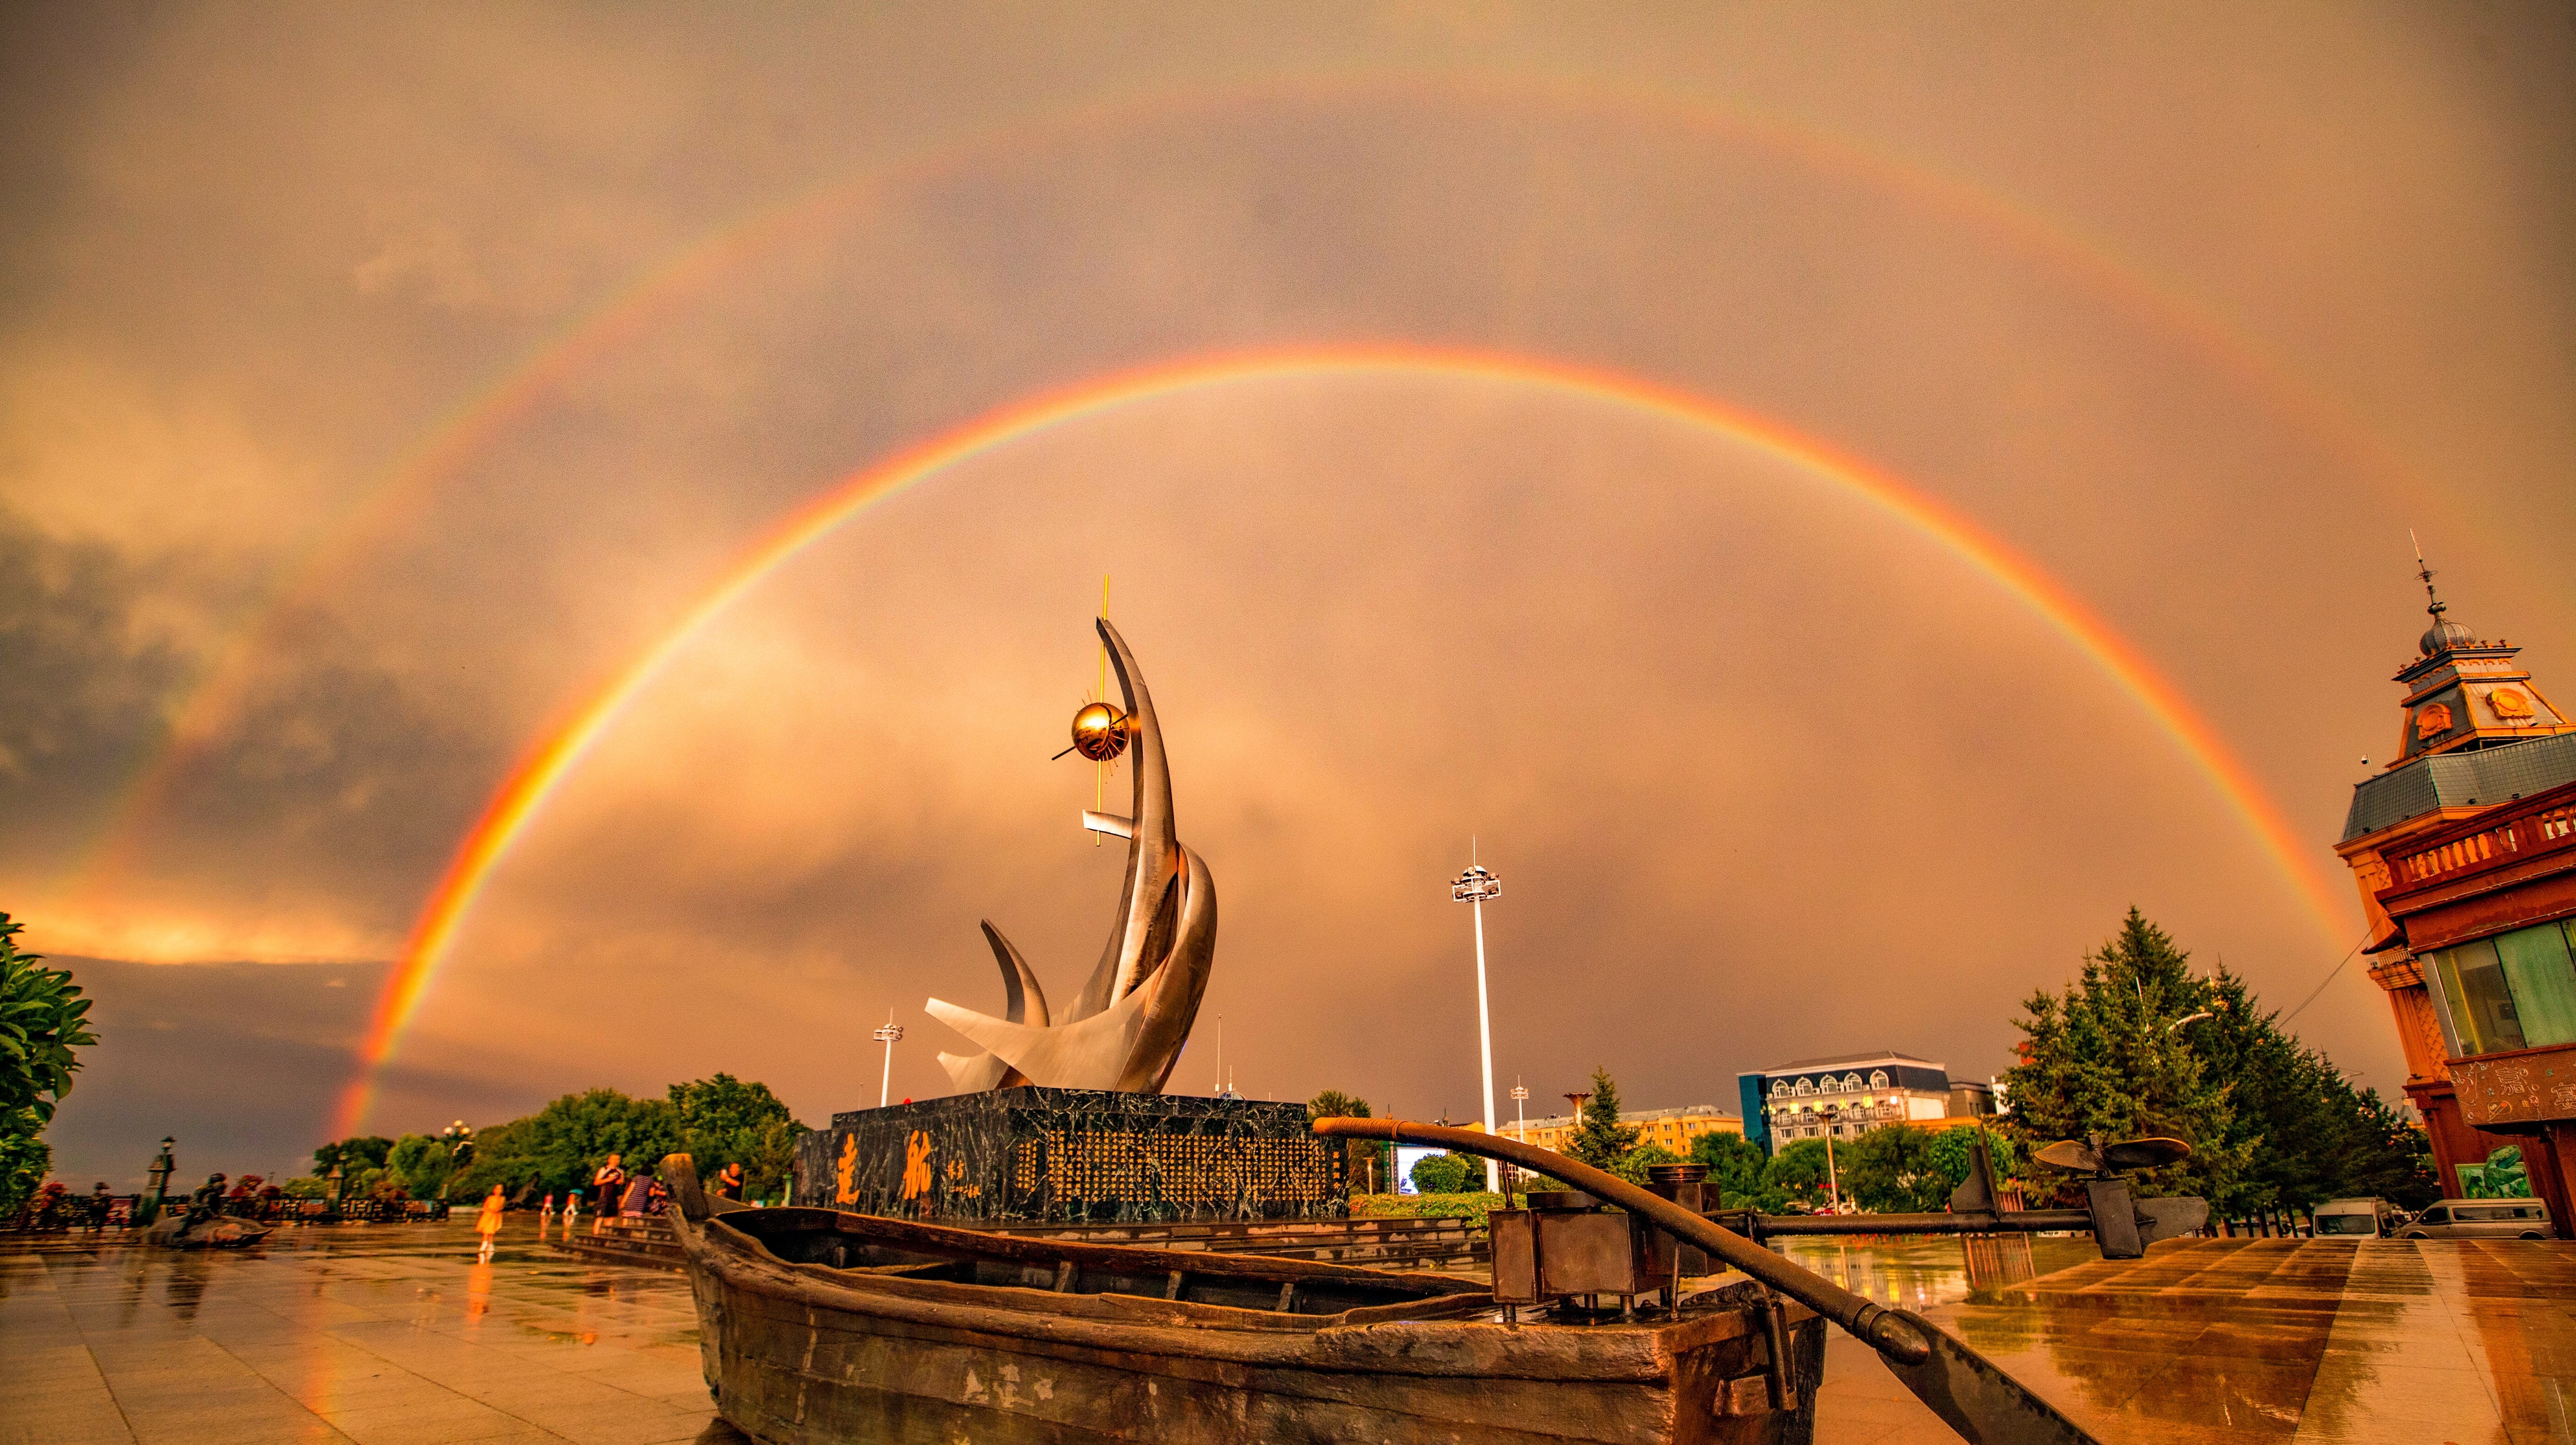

{"left": 2334, "top": 557, "right": 2576, "bottom": 1207}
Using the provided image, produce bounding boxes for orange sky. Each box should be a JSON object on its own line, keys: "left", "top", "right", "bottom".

{"left": 4, "top": 3, "right": 2571, "bottom": 1182}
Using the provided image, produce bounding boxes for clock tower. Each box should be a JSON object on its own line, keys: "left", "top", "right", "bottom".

{"left": 2388, "top": 557, "right": 2572, "bottom": 765}
{"left": 2335, "top": 555, "right": 2576, "bottom": 1195}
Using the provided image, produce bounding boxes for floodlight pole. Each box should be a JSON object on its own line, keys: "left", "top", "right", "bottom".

{"left": 1452, "top": 858, "right": 1504, "bottom": 1193}
{"left": 874, "top": 1013, "right": 905, "bottom": 1109}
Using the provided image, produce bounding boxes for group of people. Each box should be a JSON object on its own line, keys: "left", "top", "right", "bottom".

{"left": 458, "top": 1152, "right": 758, "bottom": 1258}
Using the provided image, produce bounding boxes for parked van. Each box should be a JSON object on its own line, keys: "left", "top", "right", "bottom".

{"left": 2312, "top": 1198, "right": 2404, "bottom": 1238}
{"left": 2395, "top": 1199, "right": 2554, "bottom": 1240}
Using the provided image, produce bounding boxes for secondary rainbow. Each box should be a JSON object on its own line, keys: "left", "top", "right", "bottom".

{"left": 327, "top": 341, "right": 2357, "bottom": 1136}
{"left": 75, "top": 69, "right": 2442, "bottom": 936}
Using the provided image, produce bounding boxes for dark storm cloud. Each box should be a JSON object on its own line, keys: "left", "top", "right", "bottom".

{"left": 38, "top": 957, "right": 388, "bottom": 1188}
{"left": 0, "top": 506, "right": 186, "bottom": 858}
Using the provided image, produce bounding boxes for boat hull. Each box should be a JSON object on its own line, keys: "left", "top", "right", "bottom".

{"left": 674, "top": 1205, "right": 1822, "bottom": 1444}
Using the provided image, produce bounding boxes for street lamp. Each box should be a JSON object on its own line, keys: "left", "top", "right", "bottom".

{"left": 874, "top": 1012, "right": 905, "bottom": 1109}
{"left": 1510, "top": 1080, "right": 1529, "bottom": 1143}
{"left": 1452, "top": 858, "right": 1503, "bottom": 1193}
{"left": 438, "top": 1120, "right": 475, "bottom": 1201}
{"left": 1819, "top": 1107, "right": 1846, "bottom": 1211}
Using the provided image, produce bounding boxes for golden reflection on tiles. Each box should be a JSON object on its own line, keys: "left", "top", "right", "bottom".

{"left": 0, "top": 1220, "right": 747, "bottom": 1445}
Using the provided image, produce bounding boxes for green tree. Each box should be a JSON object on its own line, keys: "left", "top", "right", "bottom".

{"left": 312, "top": 1136, "right": 393, "bottom": 1176}
{"left": 1306, "top": 1090, "right": 1384, "bottom": 1197}
{"left": 2001, "top": 908, "right": 2251, "bottom": 1207}
{"left": 2005, "top": 909, "right": 2437, "bottom": 1215}
{"left": 1611, "top": 1141, "right": 1681, "bottom": 1186}
{"left": 2187, "top": 966, "right": 2441, "bottom": 1211}
{"left": 1408, "top": 1152, "right": 1476, "bottom": 1194}
{"left": 1841, "top": 1123, "right": 1951, "bottom": 1212}
{"left": 669, "top": 1074, "right": 807, "bottom": 1199}
{"left": 440, "top": 1087, "right": 682, "bottom": 1200}
{"left": 0, "top": 915, "right": 94, "bottom": 1124}
{"left": 1923, "top": 1126, "right": 2023, "bottom": 1201}
{"left": 0, "top": 916, "right": 97, "bottom": 1216}
{"left": 1689, "top": 1132, "right": 1770, "bottom": 1207}
{"left": 0, "top": 1120, "right": 46, "bottom": 1218}
{"left": 1761, "top": 1139, "right": 1833, "bottom": 1209}
{"left": 1567, "top": 1067, "right": 1641, "bottom": 1173}
{"left": 384, "top": 1133, "right": 458, "bottom": 1199}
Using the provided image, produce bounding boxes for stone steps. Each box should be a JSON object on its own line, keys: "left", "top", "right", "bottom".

{"left": 551, "top": 1211, "right": 1488, "bottom": 1273}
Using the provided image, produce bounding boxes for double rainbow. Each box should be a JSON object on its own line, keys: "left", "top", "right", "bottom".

{"left": 73, "top": 70, "right": 2437, "bottom": 914}
{"left": 325, "top": 342, "right": 2355, "bottom": 1137}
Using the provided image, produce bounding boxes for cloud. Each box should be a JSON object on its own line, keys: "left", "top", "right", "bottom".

{"left": 4, "top": 3, "right": 2572, "bottom": 1163}
{"left": 38, "top": 957, "right": 387, "bottom": 1189}
{"left": 0, "top": 507, "right": 186, "bottom": 843}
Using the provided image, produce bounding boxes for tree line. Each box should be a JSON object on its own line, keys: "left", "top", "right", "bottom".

{"left": 306, "top": 1074, "right": 806, "bottom": 1205}
{"left": 1315, "top": 908, "right": 2436, "bottom": 1216}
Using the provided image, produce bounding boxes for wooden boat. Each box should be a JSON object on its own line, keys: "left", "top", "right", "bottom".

{"left": 658, "top": 1158, "right": 1822, "bottom": 1444}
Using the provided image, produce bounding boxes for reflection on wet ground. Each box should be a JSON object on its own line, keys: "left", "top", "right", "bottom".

{"left": 6, "top": 1223, "right": 2568, "bottom": 1443}
{"left": 0, "top": 1218, "right": 751, "bottom": 1444}
{"left": 1805, "top": 1236, "right": 2576, "bottom": 1444}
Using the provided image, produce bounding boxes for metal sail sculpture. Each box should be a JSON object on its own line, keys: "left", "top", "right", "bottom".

{"left": 926, "top": 620, "right": 1216, "bottom": 1093}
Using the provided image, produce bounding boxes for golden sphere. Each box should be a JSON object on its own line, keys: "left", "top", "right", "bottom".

{"left": 1070, "top": 702, "right": 1130, "bottom": 761}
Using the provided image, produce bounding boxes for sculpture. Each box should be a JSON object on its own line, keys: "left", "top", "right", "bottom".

{"left": 927, "top": 619, "right": 1216, "bottom": 1093}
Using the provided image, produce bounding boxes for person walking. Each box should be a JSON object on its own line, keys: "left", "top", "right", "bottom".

{"left": 562, "top": 1188, "right": 580, "bottom": 1232}
{"left": 474, "top": 1183, "right": 505, "bottom": 1260}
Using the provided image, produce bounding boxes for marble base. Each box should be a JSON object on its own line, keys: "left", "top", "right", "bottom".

{"left": 790, "top": 1087, "right": 1346, "bottom": 1223}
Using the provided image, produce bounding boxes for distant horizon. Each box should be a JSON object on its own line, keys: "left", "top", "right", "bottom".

{"left": 10, "top": 3, "right": 2570, "bottom": 1202}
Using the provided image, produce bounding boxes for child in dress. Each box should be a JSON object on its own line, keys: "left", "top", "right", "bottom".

{"left": 474, "top": 1184, "right": 506, "bottom": 1260}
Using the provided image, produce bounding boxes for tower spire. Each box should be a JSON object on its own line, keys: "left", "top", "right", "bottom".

{"left": 2380, "top": 535, "right": 2572, "bottom": 764}
{"left": 2411, "top": 529, "right": 2445, "bottom": 623}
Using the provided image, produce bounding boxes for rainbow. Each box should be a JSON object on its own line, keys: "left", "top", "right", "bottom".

{"left": 69, "top": 70, "right": 2441, "bottom": 935}
{"left": 326, "top": 342, "right": 2358, "bottom": 1136}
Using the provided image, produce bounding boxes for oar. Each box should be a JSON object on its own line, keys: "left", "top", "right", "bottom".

{"left": 1315, "top": 1117, "right": 2100, "bottom": 1445}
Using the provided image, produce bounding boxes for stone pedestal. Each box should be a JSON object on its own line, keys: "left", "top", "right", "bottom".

{"left": 791, "top": 1087, "right": 1345, "bottom": 1224}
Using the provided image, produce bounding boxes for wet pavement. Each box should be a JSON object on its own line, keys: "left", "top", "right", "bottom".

{"left": 1794, "top": 1235, "right": 2576, "bottom": 1444}
{"left": 0, "top": 1218, "right": 748, "bottom": 1445}
{"left": 5, "top": 1222, "right": 2569, "bottom": 1443}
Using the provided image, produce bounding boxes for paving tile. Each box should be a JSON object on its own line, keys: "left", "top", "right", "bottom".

{"left": 315, "top": 1393, "right": 542, "bottom": 1445}
{"left": 0, "top": 1400, "right": 139, "bottom": 1445}
{"left": 15, "top": 1222, "right": 2576, "bottom": 1444}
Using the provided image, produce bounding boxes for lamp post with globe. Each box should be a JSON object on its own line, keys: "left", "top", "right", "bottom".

{"left": 1451, "top": 858, "right": 1504, "bottom": 1194}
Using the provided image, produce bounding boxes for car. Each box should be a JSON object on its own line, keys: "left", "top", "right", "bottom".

{"left": 2311, "top": 1197, "right": 2405, "bottom": 1238}
{"left": 2394, "top": 1198, "right": 2554, "bottom": 1240}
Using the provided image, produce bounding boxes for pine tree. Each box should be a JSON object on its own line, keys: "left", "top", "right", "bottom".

{"left": 2002, "top": 908, "right": 2250, "bottom": 1206}
{"left": 1567, "top": 1066, "right": 1641, "bottom": 1172}
{"left": 2190, "top": 965, "right": 2439, "bottom": 1211}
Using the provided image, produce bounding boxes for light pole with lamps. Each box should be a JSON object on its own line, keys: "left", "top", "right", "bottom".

{"left": 1452, "top": 857, "right": 1503, "bottom": 1193}
{"left": 874, "top": 1013, "right": 905, "bottom": 1109}
{"left": 1820, "top": 1107, "right": 1845, "bottom": 1211}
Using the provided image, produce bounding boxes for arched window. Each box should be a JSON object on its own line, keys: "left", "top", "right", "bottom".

{"left": 1869, "top": 1070, "right": 1889, "bottom": 1089}
{"left": 1771, "top": 1080, "right": 1789, "bottom": 1097}
{"left": 1793, "top": 1078, "right": 1814, "bottom": 1096}
{"left": 1843, "top": 1073, "right": 1863, "bottom": 1091}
